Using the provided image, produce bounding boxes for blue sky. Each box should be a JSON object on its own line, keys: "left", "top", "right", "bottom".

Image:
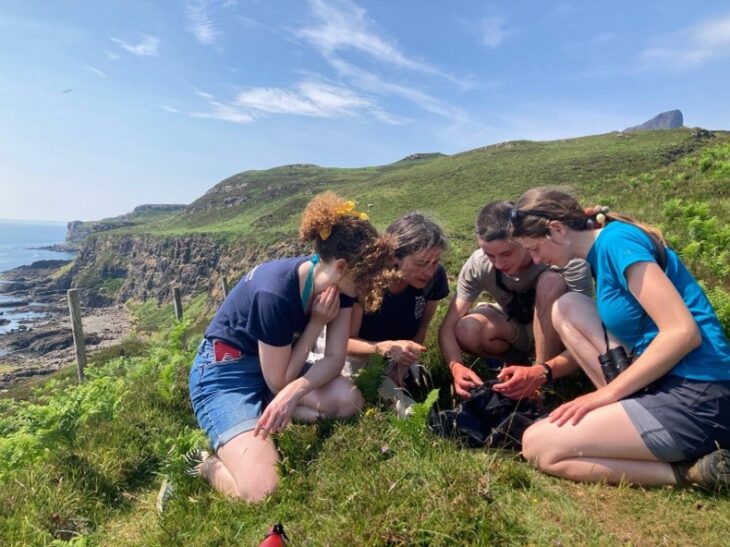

{"left": 2, "top": 1, "right": 730, "bottom": 222}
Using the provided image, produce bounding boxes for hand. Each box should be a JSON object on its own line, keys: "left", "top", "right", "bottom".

{"left": 450, "top": 362, "right": 484, "bottom": 399}
{"left": 254, "top": 382, "right": 302, "bottom": 439}
{"left": 493, "top": 364, "right": 546, "bottom": 400}
{"left": 548, "top": 388, "right": 617, "bottom": 427}
{"left": 311, "top": 285, "right": 340, "bottom": 326}
{"left": 382, "top": 340, "right": 426, "bottom": 367}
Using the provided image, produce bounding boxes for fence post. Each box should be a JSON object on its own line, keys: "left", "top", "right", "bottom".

{"left": 67, "top": 289, "right": 86, "bottom": 383}
{"left": 173, "top": 287, "right": 183, "bottom": 321}
{"left": 221, "top": 277, "right": 230, "bottom": 299}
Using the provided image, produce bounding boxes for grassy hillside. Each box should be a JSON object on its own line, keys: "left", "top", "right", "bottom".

{"left": 2, "top": 128, "right": 730, "bottom": 545}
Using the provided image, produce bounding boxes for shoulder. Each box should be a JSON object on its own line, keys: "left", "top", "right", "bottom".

{"left": 460, "top": 249, "right": 494, "bottom": 278}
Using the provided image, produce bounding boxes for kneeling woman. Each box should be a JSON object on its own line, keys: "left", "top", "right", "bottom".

{"left": 511, "top": 187, "right": 729, "bottom": 489}
{"left": 189, "top": 192, "right": 394, "bottom": 502}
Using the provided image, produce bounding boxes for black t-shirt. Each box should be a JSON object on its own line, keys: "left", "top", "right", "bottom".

{"left": 358, "top": 265, "right": 449, "bottom": 342}
{"left": 205, "top": 256, "right": 355, "bottom": 355}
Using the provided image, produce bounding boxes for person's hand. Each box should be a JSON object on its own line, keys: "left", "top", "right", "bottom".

{"left": 450, "top": 361, "right": 484, "bottom": 399}
{"left": 382, "top": 340, "right": 426, "bottom": 367}
{"left": 254, "top": 382, "right": 303, "bottom": 439}
{"left": 493, "top": 364, "right": 545, "bottom": 400}
{"left": 548, "top": 388, "right": 617, "bottom": 427}
{"left": 311, "top": 285, "right": 340, "bottom": 326}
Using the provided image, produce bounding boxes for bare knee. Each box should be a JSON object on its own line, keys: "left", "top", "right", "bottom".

{"left": 535, "top": 271, "right": 568, "bottom": 310}
{"left": 454, "top": 315, "right": 484, "bottom": 351}
{"left": 521, "top": 421, "right": 559, "bottom": 471}
{"left": 338, "top": 385, "right": 364, "bottom": 417}
{"left": 551, "top": 292, "right": 585, "bottom": 338}
{"left": 235, "top": 473, "right": 278, "bottom": 503}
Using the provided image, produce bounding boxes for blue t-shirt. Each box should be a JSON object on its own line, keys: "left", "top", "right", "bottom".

{"left": 358, "top": 265, "right": 450, "bottom": 342}
{"left": 205, "top": 256, "right": 355, "bottom": 356}
{"left": 587, "top": 221, "right": 730, "bottom": 381}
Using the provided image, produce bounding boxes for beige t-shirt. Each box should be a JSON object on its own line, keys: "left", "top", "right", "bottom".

{"left": 456, "top": 250, "right": 593, "bottom": 308}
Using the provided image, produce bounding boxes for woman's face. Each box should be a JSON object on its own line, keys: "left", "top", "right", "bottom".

{"left": 396, "top": 246, "right": 443, "bottom": 289}
{"left": 518, "top": 234, "right": 571, "bottom": 268}
{"left": 336, "top": 271, "right": 358, "bottom": 298}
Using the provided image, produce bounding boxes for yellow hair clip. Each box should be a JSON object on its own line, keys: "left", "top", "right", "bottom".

{"left": 319, "top": 226, "right": 332, "bottom": 241}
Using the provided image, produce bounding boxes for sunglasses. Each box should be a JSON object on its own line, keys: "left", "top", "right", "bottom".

{"left": 509, "top": 208, "right": 554, "bottom": 223}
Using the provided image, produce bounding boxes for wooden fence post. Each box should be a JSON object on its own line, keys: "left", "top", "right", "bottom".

{"left": 221, "top": 277, "right": 230, "bottom": 299}
{"left": 67, "top": 289, "right": 86, "bottom": 383}
{"left": 173, "top": 287, "right": 183, "bottom": 321}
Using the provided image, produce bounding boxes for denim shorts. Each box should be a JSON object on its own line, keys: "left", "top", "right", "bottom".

{"left": 189, "top": 339, "right": 272, "bottom": 451}
{"left": 621, "top": 375, "right": 730, "bottom": 462}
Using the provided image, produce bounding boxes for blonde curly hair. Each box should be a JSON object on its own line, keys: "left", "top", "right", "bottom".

{"left": 300, "top": 192, "right": 396, "bottom": 312}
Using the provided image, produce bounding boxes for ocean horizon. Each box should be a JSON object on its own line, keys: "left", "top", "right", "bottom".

{"left": 0, "top": 219, "right": 75, "bottom": 274}
{"left": 0, "top": 220, "right": 76, "bottom": 337}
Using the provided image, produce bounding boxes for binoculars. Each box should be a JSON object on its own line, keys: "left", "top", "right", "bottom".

{"left": 598, "top": 346, "right": 632, "bottom": 383}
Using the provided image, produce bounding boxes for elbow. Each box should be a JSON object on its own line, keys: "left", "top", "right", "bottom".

{"left": 668, "top": 323, "right": 702, "bottom": 353}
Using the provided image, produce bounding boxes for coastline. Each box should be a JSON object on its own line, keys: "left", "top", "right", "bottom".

{"left": 0, "top": 257, "right": 131, "bottom": 390}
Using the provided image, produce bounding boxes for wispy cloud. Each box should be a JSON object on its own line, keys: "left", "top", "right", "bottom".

{"left": 298, "top": 0, "right": 464, "bottom": 85}
{"left": 479, "top": 16, "right": 512, "bottom": 48}
{"left": 186, "top": 1, "right": 221, "bottom": 45}
{"left": 191, "top": 101, "right": 254, "bottom": 124}
{"left": 105, "top": 50, "right": 121, "bottom": 61}
{"left": 235, "top": 81, "right": 372, "bottom": 118}
{"left": 161, "top": 105, "right": 181, "bottom": 113}
{"left": 109, "top": 35, "right": 160, "bottom": 57}
{"left": 85, "top": 65, "right": 107, "bottom": 78}
{"left": 637, "top": 14, "right": 730, "bottom": 70}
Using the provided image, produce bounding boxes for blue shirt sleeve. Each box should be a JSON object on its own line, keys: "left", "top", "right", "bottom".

{"left": 606, "top": 225, "right": 658, "bottom": 292}
{"left": 248, "top": 291, "right": 295, "bottom": 347}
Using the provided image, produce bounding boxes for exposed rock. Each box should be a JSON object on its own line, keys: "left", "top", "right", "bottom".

{"left": 397, "top": 152, "right": 447, "bottom": 162}
{"left": 624, "top": 110, "right": 684, "bottom": 132}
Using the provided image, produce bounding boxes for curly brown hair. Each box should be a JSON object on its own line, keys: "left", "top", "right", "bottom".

{"left": 299, "top": 192, "right": 396, "bottom": 312}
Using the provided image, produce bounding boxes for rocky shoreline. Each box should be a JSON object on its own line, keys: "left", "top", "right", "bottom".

{"left": 0, "top": 260, "right": 130, "bottom": 390}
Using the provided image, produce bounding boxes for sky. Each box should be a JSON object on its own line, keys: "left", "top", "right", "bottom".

{"left": 2, "top": 1, "right": 730, "bottom": 222}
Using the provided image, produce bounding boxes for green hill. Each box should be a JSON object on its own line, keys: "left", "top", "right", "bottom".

{"left": 2, "top": 128, "right": 730, "bottom": 545}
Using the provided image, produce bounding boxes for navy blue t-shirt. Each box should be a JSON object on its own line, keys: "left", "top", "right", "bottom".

{"left": 358, "top": 265, "right": 449, "bottom": 342}
{"left": 205, "top": 256, "right": 355, "bottom": 356}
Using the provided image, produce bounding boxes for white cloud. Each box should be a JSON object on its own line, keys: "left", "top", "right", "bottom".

{"left": 637, "top": 14, "right": 730, "bottom": 70}
{"left": 110, "top": 35, "right": 160, "bottom": 56}
{"left": 161, "top": 105, "right": 181, "bottom": 113}
{"left": 236, "top": 81, "right": 371, "bottom": 118}
{"left": 191, "top": 101, "right": 254, "bottom": 124}
{"left": 479, "top": 16, "right": 511, "bottom": 48}
{"left": 105, "top": 50, "right": 121, "bottom": 60}
{"left": 195, "top": 90, "right": 215, "bottom": 100}
{"left": 85, "top": 65, "right": 107, "bottom": 78}
{"left": 298, "top": 0, "right": 462, "bottom": 84}
{"left": 186, "top": 1, "right": 221, "bottom": 46}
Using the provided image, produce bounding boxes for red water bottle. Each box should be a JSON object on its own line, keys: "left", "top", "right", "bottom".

{"left": 259, "top": 523, "right": 288, "bottom": 546}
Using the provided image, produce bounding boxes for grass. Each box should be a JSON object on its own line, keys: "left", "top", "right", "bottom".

{"left": 2, "top": 128, "right": 730, "bottom": 545}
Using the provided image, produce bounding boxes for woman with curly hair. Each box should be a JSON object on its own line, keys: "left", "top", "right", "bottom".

{"left": 511, "top": 186, "right": 729, "bottom": 489}
{"left": 187, "top": 192, "right": 394, "bottom": 502}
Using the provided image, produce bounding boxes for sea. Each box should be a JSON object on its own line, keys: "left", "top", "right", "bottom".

{"left": 0, "top": 219, "right": 76, "bottom": 338}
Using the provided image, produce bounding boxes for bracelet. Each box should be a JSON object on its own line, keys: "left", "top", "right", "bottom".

{"left": 536, "top": 361, "right": 553, "bottom": 383}
{"left": 448, "top": 360, "right": 462, "bottom": 371}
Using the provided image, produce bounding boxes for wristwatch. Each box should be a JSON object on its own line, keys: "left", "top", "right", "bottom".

{"left": 537, "top": 361, "right": 553, "bottom": 384}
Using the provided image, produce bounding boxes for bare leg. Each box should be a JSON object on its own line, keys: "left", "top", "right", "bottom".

{"left": 295, "top": 375, "right": 364, "bottom": 421}
{"left": 533, "top": 271, "right": 568, "bottom": 362}
{"left": 552, "top": 292, "right": 627, "bottom": 387}
{"left": 522, "top": 403, "right": 676, "bottom": 485}
{"left": 202, "top": 430, "right": 280, "bottom": 502}
{"left": 455, "top": 306, "right": 515, "bottom": 358}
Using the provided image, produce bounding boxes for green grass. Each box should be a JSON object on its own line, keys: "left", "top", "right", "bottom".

{"left": 3, "top": 128, "right": 730, "bottom": 545}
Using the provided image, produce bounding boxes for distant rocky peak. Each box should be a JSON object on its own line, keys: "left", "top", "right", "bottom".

{"left": 624, "top": 110, "right": 684, "bottom": 132}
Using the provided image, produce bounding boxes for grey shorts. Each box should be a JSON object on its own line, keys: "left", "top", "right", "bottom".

{"left": 621, "top": 375, "right": 730, "bottom": 462}
{"left": 478, "top": 303, "right": 534, "bottom": 361}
